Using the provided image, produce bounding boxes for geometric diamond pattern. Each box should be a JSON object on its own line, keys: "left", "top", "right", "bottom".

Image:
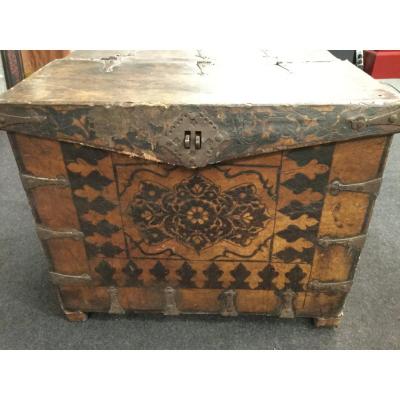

{"left": 62, "top": 142, "right": 126, "bottom": 259}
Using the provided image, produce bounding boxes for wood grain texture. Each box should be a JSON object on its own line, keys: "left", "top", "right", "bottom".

{"left": 13, "top": 134, "right": 89, "bottom": 276}
{"left": 3, "top": 50, "right": 399, "bottom": 105}
{"left": 306, "top": 136, "right": 392, "bottom": 315}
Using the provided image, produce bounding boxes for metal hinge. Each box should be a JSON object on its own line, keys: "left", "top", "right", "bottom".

{"left": 21, "top": 174, "right": 70, "bottom": 190}
{"left": 108, "top": 286, "right": 125, "bottom": 314}
{"left": 347, "top": 108, "right": 400, "bottom": 130}
{"left": 49, "top": 272, "right": 92, "bottom": 286}
{"left": 0, "top": 112, "right": 46, "bottom": 129}
{"left": 328, "top": 178, "right": 381, "bottom": 197}
{"left": 36, "top": 225, "right": 84, "bottom": 241}
{"left": 163, "top": 286, "right": 180, "bottom": 316}
{"left": 219, "top": 289, "right": 238, "bottom": 317}
{"left": 308, "top": 280, "right": 352, "bottom": 294}
{"left": 317, "top": 234, "right": 366, "bottom": 254}
{"left": 279, "top": 289, "right": 296, "bottom": 318}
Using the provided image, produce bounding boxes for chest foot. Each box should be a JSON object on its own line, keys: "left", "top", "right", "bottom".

{"left": 63, "top": 310, "right": 88, "bottom": 322}
{"left": 313, "top": 312, "right": 343, "bottom": 328}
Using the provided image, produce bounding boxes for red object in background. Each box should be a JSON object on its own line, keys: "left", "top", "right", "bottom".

{"left": 364, "top": 50, "right": 400, "bottom": 79}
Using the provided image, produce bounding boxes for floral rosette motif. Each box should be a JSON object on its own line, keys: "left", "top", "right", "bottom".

{"left": 130, "top": 175, "right": 269, "bottom": 253}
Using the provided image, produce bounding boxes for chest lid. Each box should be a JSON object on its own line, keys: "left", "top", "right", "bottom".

{"left": 0, "top": 50, "right": 399, "bottom": 168}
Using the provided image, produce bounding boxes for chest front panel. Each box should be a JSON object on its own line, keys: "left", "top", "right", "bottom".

{"left": 12, "top": 133, "right": 390, "bottom": 318}
{"left": 61, "top": 141, "right": 332, "bottom": 300}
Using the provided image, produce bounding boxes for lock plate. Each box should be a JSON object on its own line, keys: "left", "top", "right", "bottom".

{"left": 159, "top": 111, "right": 229, "bottom": 168}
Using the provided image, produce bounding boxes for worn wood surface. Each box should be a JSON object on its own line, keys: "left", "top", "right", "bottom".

{"left": 2, "top": 50, "right": 399, "bottom": 105}
{"left": 0, "top": 50, "right": 399, "bottom": 168}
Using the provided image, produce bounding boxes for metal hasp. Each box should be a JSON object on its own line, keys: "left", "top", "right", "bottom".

{"left": 184, "top": 131, "right": 191, "bottom": 149}
{"left": 21, "top": 174, "right": 70, "bottom": 190}
{"left": 183, "top": 130, "right": 202, "bottom": 150}
{"left": 279, "top": 289, "right": 296, "bottom": 318}
{"left": 308, "top": 280, "right": 352, "bottom": 294}
{"left": 36, "top": 225, "right": 84, "bottom": 241}
{"left": 163, "top": 286, "right": 180, "bottom": 316}
{"left": 0, "top": 112, "right": 46, "bottom": 129}
{"left": 194, "top": 131, "right": 202, "bottom": 149}
{"left": 219, "top": 289, "right": 238, "bottom": 317}
{"left": 348, "top": 108, "right": 400, "bottom": 130}
{"left": 317, "top": 234, "right": 366, "bottom": 255}
{"left": 107, "top": 286, "right": 125, "bottom": 314}
{"left": 329, "top": 178, "right": 382, "bottom": 197}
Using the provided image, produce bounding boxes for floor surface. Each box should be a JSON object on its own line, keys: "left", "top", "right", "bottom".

{"left": 0, "top": 129, "right": 399, "bottom": 349}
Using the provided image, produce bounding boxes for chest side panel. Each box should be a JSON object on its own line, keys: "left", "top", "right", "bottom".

{"left": 301, "top": 135, "right": 391, "bottom": 317}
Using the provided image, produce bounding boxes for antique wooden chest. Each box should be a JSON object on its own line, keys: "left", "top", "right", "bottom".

{"left": 1, "top": 50, "right": 399, "bottom": 327}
